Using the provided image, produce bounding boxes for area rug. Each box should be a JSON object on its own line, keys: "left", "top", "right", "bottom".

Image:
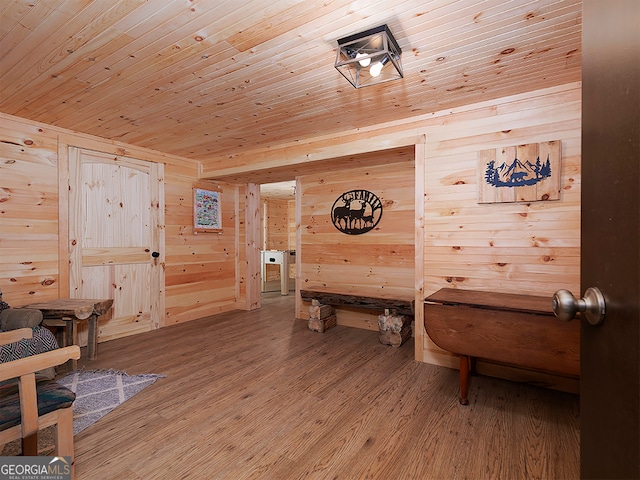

{"left": 58, "top": 369, "right": 165, "bottom": 435}
{"left": 1, "top": 369, "right": 164, "bottom": 455}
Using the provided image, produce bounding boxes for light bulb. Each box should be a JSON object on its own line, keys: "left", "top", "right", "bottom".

{"left": 369, "top": 61, "right": 383, "bottom": 77}
{"left": 355, "top": 52, "right": 370, "bottom": 67}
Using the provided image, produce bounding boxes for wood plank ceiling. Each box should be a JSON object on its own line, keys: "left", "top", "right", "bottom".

{"left": 0, "top": 0, "right": 582, "bottom": 168}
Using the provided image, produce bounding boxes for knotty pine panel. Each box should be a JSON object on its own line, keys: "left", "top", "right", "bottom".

{"left": 303, "top": 244, "right": 415, "bottom": 267}
{"left": 0, "top": 117, "right": 60, "bottom": 306}
{"left": 264, "top": 198, "right": 290, "bottom": 250}
{"left": 235, "top": 184, "right": 248, "bottom": 303}
{"left": 288, "top": 199, "right": 296, "bottom": 249}
{"left": 298, "top": 160, "right": 415, "bottom": 329}
{"left": 163, "top": 169, "right": 246, "bottom": 324}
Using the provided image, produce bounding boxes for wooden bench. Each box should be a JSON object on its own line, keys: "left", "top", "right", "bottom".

{"left": 424, "top": 288, "right": 580, "bottom": 405}
{"left": 300, "top": 289, "right": 415, "bottom": 346}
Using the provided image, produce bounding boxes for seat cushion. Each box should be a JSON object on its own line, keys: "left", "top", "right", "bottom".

{"left": 0, "top": 375, "right": 76, "bottom": 431}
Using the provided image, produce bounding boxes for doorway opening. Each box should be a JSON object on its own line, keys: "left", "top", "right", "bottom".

{"left": 260, "top": 180, "right": 296, "bottom": 296}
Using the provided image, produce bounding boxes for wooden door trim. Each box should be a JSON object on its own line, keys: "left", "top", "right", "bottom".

{"left": 150, "top": 161, "right": 165, "bottom": 329}
{"left": 414, "top": 140, "right": 426, "bottom": 361}
{"left": 68, "top": 146, "right": 82, "bottom": 298}
{"left": 246, "top": 183, "right": 261, "bottom": 310}
{"left": 57, "top": 138, "right": 70, "bottom": 298}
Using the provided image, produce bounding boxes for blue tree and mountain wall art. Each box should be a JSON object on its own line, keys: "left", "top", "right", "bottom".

{"left": 484, "top": 155, "right": 552, "bottom": 188}
{"left": 477, "top": 141, "right": 561, "bottom": 204}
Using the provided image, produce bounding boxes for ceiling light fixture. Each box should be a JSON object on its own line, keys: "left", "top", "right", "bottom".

{"left": 335, "top": 24, "right": 403, "bottom": 88}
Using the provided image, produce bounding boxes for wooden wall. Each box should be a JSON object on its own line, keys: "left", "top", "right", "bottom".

{"left": 0, "top": 118, "right": 59, "bottom": 307}
{"left": 297, "top": 160, "right": 415, "bottom": 330}
{"left": 419, "top": 84, "right": 581, "bottom": 392}
{"left": 0, "top": 113, "right": 249, "bottom": 345}
{"left": 262, "top": 198, "right": 292, "bottom": 250}
{"left": 163, "top": 176, "right": 247, "bottom": 325}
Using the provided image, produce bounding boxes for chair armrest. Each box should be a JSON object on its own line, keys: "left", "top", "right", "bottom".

{"left": 0, "top": 345, "right": 80, "bottom": 382}
{"left": 0, "top": 327, "right": 33, "bottom": 345}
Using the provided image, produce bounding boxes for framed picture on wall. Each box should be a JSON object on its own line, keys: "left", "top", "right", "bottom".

{"left": 193, "top": 182, "right": 222, "bottom": 233}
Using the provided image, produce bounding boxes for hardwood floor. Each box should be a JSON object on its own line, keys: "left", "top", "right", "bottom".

{"left": 73, "top": 293, "right": 579, "bottom": 479}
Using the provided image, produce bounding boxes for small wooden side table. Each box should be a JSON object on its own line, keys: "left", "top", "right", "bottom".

{"left": 24, "top": 298, "right": 113, "bottom": 370}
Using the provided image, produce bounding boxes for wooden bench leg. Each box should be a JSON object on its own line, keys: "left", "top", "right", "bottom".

{"left": 459, "top": 355, "right": 471, "bottom": 405}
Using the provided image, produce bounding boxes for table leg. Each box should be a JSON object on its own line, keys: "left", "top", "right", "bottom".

{"left": 68, "top": 319, "right": 78, "bottom": 371}
{"left": 62, "top": 319, "right": 72, "bottom": 349}
{"left": 87, "top": 313, "right": 98, "bottom": 360}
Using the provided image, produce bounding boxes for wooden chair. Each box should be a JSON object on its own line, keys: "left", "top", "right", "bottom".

{"left": 0, "top": 328, "right": 80, "bottom": 475}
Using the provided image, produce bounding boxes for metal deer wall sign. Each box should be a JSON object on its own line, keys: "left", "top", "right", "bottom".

{"left": 331, "top": 189, "right": 383, "bottom": 235}
{"left": 478, "top": 140, "right": 562, "bottom": 203}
